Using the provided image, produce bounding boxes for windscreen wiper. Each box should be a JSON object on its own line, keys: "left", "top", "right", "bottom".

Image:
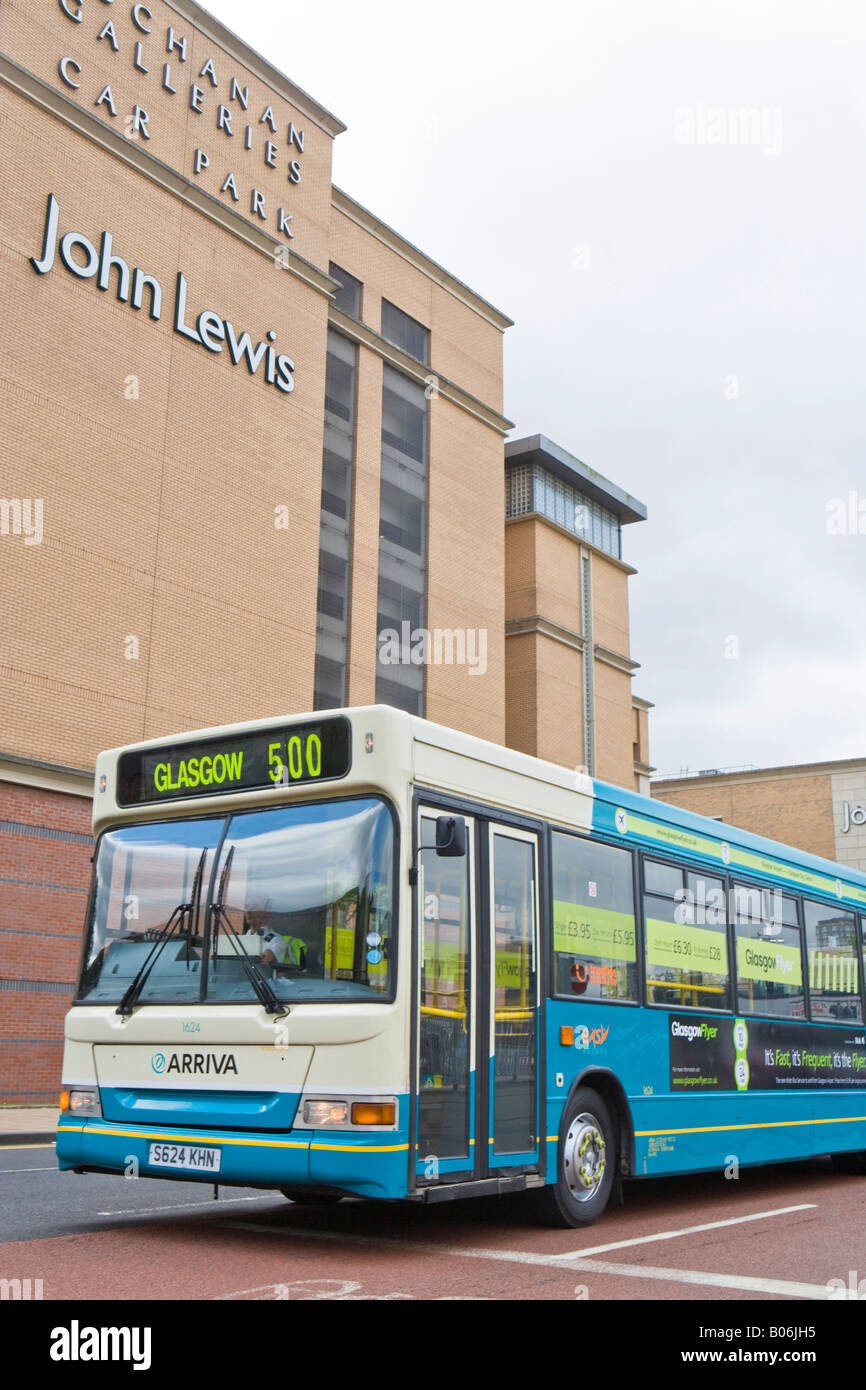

{"left": 115, "top": 848, "right": 207, "bottom": 1016}
{"left": 208, "top": 846, "right": 286, "bottom": 1016}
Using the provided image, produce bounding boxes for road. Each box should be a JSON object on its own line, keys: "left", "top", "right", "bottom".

{"left": 1, "top": 1144, "right": 865, "bottom": 1303}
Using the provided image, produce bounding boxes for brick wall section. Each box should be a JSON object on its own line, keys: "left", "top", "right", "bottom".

{"left": 425, "top": 398, "right": 505, "bottom": 743}
{"left": 0, "top": 782, "right": 92, "bottom": 1104}
{"left": 592, "top": 553, "right": 632, "bottom": 658}
{"left": 594, "top": 661, "right": 637, "bottom": 789}
{"left": 534, "top": 638, "right": 583, "bottom": 770}
{"left": 329, "top": 205, "right": 505, "bottom": 411}
{"left": 505, "top": 517, "right": 640, "bottom": 782}
{"left": 652, "top": 772, "right": 837, "bottom": 862}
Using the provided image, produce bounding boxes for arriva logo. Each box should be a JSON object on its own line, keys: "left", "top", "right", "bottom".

{"left": 151, "top": 1051, "right": 239, "bottom": 1076}
{"left": 575, "top": 1025, "right": 609, "bottom": 1050}
{"left": 671, "top": 1021, "right": 718, "bottom": 1042}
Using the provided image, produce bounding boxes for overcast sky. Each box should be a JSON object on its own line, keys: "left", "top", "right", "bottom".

{"left": 206, "top": 0, "right": 866, "bottom": 777}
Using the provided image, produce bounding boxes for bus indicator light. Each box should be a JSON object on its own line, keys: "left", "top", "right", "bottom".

{"left": 560, "top": 1026, "right": 575, "bottom": 1046}
{"left": 351, "top": 1103, "right": 396, "bottom": 1126}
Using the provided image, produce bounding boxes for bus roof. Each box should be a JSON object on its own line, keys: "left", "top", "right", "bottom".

{"left": 93, "top": 706, "right": 866, "bottom": 905}
{"left": 592, "top": 778, "right": 866, "bottom": 907}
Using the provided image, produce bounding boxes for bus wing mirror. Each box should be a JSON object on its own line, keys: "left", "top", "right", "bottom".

{"left": 435, "top": 816, "right": 466, "bottom": 858}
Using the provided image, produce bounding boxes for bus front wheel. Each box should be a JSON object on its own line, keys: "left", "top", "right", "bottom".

{"left": 533, "top": 1087, "right": 616, "bottom": 1228}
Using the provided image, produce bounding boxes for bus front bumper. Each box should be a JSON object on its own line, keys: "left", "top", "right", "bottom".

{"left": 56, "top": 1117, "right": 410, "bottom": 1199}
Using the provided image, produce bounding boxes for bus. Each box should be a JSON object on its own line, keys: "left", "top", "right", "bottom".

{"left": 56, "top": 705, "right": 866, "bottom": 1226}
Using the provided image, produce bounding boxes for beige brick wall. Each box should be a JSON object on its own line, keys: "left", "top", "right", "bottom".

{"left": 1, "top": 83, "right": 328, "bottom": 766}
{"left": 592, "top": 551, "right": 631, "bottom": 657}
{"left": 504, "top": 631, "right": 540, "bottom": 757}
{"left": 534, "top": 638, "right": 583, "bottom": 770}
{"left": 505, "top": 516, "right": 640, "bottom": 783}
{"left": 520, "top": 519, "right": 582, "bottom": 634}
{"left": 652, "top": 773, "right": 837, "bottom": 861}
{"left": 329, "top": 205, "right": 504, "bottom": 411}
{"left": 594, "top": 660, "right": 636, "bottom": 789}
{"left": 425, "top": 398, "right": 505, "bottom": 742}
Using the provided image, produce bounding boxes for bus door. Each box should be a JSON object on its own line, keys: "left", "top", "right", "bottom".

{"left": 416, "top": 807, "right": 477, "bottom": 1182}
{"left": 485, "top": 824, "right": 540, "bottom": 1174}
{"left": 415, "top": 809, "right": 540, "bottom": 1186}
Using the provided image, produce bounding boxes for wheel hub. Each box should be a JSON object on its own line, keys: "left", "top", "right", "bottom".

{"left": 564, "top": 1112, "right": 606, "bottom": 1200}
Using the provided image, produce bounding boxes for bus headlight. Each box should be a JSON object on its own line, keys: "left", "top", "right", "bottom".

{"left": 301, "top": 1097, "right": 398, "bottom": 1129}
{"left": 303, "top": 1100, "right": 349, "bottom": 1126}
{"left": 60, "top": 1087, "right": 101, "bottom": 1117}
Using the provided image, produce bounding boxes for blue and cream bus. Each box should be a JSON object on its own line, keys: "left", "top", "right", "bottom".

{"left": 56, "top": 706, "right": 866, "bottom": 1226}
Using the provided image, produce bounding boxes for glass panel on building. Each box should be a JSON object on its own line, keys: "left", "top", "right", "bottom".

{"left": 376, "top": 365, "right": 428, "bottom": 716}
{"left": 329, "top": 262, "right": 362, "bottom": 320}
{"left": 803, "top": 899, "right": 862, "bottom": 1022}
{"left": 552, "top": 832, "right": 637, "bottom": 1001}
{"left": 313, "top": 331, "right": 357, "bottom": 711}
{"left": 381, "top": 299, "right": 430, "bottom": 364}
{"left": 505, "top": 463, "right": 622, "bottom": 561}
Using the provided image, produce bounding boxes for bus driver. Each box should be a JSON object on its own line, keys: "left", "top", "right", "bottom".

{"left": 244, "top": 906, "right": 307, "bottom": 972}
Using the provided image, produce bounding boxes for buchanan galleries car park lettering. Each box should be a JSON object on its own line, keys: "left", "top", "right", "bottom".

{"left": 30, "top": 194, "right": 296, "bottom": 393}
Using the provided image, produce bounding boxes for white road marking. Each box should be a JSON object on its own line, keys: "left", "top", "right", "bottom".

{"left": 553, "top": 1204, "right": 817, "bottom": 1258}
{"left": 221, "top": 1220, "right": 836, "bottom": 1299}
{"left": 552, "top": 1257, "right": 835, "bottom": 1300}
{"left": 0, "top": 1142, "right": 55, "bottom": 1150}
{"left": 0, "top": 1165, "right": 58, "bottom": 1174}
{"left": 98, "top": 1194, "right": 275, "bottom": 1216}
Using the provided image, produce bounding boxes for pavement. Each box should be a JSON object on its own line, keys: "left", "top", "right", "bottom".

{"left": 0, "top": 1108, "right": 58, "bottom": 1146}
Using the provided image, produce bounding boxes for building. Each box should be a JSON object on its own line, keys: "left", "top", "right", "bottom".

{"left": 504, "top": 435, "right": 652, "bottom": 790}
{"left": 0, "top": 0, "right": 649, "bottom": 1101}
{"left": 652, "top": 758, "right": 866, "bottom": 874}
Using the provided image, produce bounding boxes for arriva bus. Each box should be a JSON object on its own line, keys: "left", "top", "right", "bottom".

{"left": 56, "top": 706, "right": 866, "bottom": 1226}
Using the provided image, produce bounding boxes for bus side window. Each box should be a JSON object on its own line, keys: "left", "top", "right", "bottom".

{"left": 643, "top": 859, "right": 729, "bottom": 1010}
{"left": 804, "top": 899, "right": 862, "bottom": 1023}
{"left": 551, "top": 833, "right": 637, "bottom": 1002}
{"left": 733, "top": 884, "right": 804, "bottom": 1020}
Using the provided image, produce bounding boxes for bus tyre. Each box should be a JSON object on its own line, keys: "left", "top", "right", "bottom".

{"left": 535, "top": 1088, "right": 615, "bottom": 1228}
{"left": 831, "top": 1151, "right": 866, "bottom": 1175}
{"left": 280, "top": 1188, "right": 344, "bottom": 1205}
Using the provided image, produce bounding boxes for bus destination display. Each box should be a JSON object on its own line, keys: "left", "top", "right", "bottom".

{"left": 116, "top": 718, "right": 351, "bottom": 805}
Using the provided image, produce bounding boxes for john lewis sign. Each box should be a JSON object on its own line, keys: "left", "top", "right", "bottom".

{"left": 841, "top": 802, "right": 866, "bottom": 834}
{"left": 30, "top": 194, "right": 296, "bottom": 393}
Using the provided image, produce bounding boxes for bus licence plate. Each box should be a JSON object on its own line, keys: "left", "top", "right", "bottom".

{"left": 148, "top": 1142, "right": 221, "bottom": 1173}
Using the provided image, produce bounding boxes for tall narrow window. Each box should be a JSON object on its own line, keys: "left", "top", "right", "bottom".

{"left": 375, "top": 366, "right": 428, "bottom": 715}
{"left": 329, "top": 262, "right": 362, "bottom": 320}
{"left": 381, "top": 300, "right": 429, "bottom": 364}
{"left": 313, "top": 331, "right": 357, "bottom": 710}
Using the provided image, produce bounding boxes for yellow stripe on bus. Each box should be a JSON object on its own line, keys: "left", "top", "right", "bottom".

{"left": 57, "top": 1124, "right": 408, "bottom": 1153}
{"left": 634, "top": 1114, "right": 866, "bottom": 1138}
